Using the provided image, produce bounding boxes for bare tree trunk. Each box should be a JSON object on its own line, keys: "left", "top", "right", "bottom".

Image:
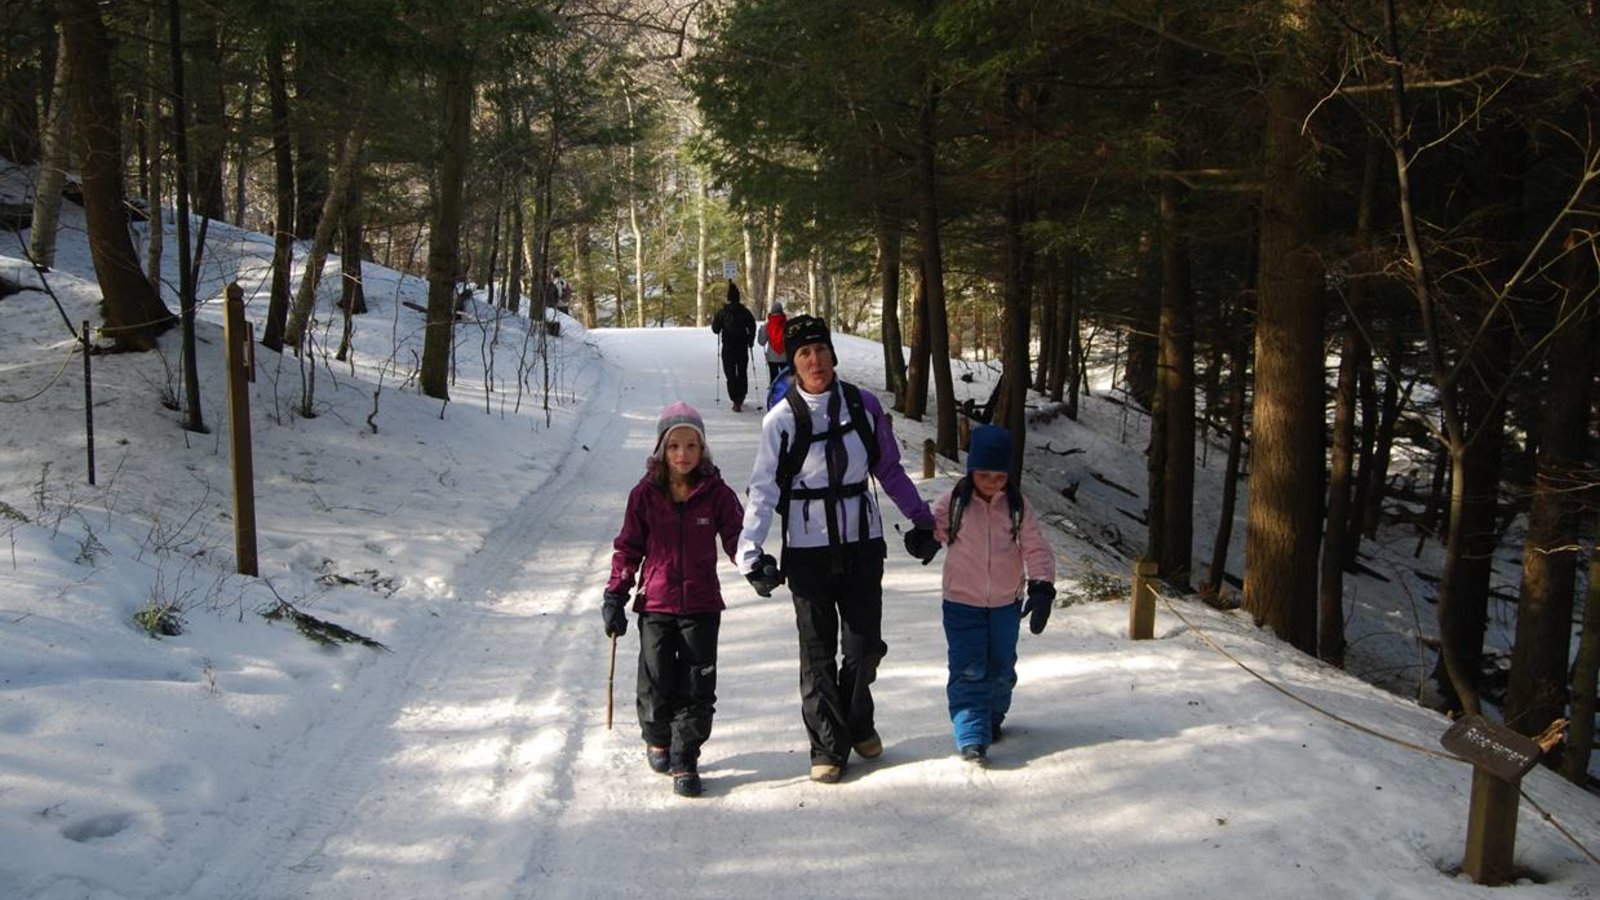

{"left": 420, "top": 54, "right": 472, "bottom": 400}
{"left": 1319, "top": 142, "right": 1379, "bottom": 665}
{"left": 260, "top": 36, "right": 294, "bottom": 352}
{"left": 1564, "top": 513, "right": 1600, "bottom": 784}
{"left": 915, "top": 81, "right": 958, "bottom": 458}
{"left": 1242, "top": 79, "right": 1323, "bottom": 655}
{"left": 187, "top": 11, "right": 226, "bottom": 222}
{"left": 507, "top": 183, "right": 524, "bottom": 315}
{"left": 143, "top": 13, "right": 163, "bottom": 292}
{"left": 1507, "top": 243, "right": 1597, "bottom": 739}
{"left": 695, "top": 172, "right": 707, "bottom": 325}
{"left": 904, "top": 259, "right": 930, "bottom": 419}
{"left": 876, "top": 211, "right": 907, "bottom": 407}
{"left": 766, "top": 207, "right": 782, "bottom": 311}
{"left": 57, "top": 0, "right": 172, "bottom": 350}
{"left": 167, "top": 0, "right": 204, "bottom": 431}
{"left": 28, "top": 32, "right": 71, "bottom": 270}
{"left": 1157, "top": 168, "right": 1195, "bottom": 586}
{"left": 339, "top": 168, "right": 366, "bottom": 315}
{"left": 1203, "top": 325, "right": 1250, "bottom": 599}
{"left": 285, "top": 117, "right": 368, "bottom": 351}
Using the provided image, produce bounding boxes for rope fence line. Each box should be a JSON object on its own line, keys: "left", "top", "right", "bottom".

{"left": 1152, "top": 589, "right": 1600, "bottom": 867}
{"left": 0, "top": 339, "right": 79, "bottom": 404}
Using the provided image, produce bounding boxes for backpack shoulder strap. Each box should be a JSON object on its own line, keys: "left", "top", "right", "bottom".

{"left": 776, "top": 388, "right": 812, "bottom": 505}
{"left": 840, "top": 382, "right": 879, "bottom": 472}
{"left": 1005, "top": 482, "right": 1024, "bottom": 542}
{"left": 948, "top": 476, "right": 974, "bottom": 544}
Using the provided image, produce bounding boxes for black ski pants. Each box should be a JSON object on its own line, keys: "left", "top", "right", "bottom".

{"left": 721, "top": 347, "right": 750, "bottom": 405}
{"left": 784, "top": 539, "right": 887, "bottom": 766}
{"left": 636, "top": 610, "right": 720, "bottom": 761}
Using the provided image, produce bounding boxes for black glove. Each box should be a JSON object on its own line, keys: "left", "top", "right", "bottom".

{"left": 601, "top": 591, "right": 630, "bottom": 638}
{"left": 746, "top": 553, "right": 785, "bottom": 598}
{"left": 903, "top": 526, "right": 939, "bottom": 565}
{"left": 1021, "top": 581, "right": 1055, "bottom": 634}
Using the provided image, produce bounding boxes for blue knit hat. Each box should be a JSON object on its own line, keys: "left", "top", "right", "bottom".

{"left": 967, "top": 425, "right": 1013, "bottom": 473}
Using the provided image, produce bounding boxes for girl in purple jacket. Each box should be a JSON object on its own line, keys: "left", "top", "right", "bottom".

{"left": 603, "top": 402, "right": 744, "bottom": 797}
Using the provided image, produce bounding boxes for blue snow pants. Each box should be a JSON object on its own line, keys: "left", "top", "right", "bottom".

{"left": 943, "top": 598, "right": 1022, "bottom": 751}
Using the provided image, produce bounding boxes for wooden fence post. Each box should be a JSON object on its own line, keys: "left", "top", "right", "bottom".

{"left": 223, "top": 283, "right": 258, "bottom": 577}
{"left": 922, "top": 438, "right": 936, "bottom": 479}
{"left": 1130, "top": 556, "right": 1157, "bottom": 640}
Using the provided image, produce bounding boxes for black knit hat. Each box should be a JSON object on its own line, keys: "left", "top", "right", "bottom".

{"left": 783, "top": 315, "right": 835, "bottom": 367}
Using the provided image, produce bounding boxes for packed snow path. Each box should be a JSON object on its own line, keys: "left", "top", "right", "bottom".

{"left": 161, "top": 329, "right": 1595, "bottom": 900}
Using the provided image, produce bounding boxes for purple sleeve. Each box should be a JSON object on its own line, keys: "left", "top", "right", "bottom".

{"left": 606, "top": 485, "right": 648, "bottom": 595}
{"left": 717, "top": 482, "right": 744, "bottom": 564}
{"left": 863, "top": 390, "right": 934, "bottom": 528}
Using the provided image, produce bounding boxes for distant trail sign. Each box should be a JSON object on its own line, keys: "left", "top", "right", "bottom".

{"left": 723, "top": 260, "right": 738, "bottom": 280}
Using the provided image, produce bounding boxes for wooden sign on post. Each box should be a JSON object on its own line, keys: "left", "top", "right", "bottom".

{"left": 223, "top": 283, "right": 258, "bottom": 578}
{"left": 1439, "top": 714, "right": 1543, "bottom": 886}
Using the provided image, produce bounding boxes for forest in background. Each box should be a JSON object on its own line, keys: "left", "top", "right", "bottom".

{"left": 1, "top": 0, "right": 1597, "bottom": 786}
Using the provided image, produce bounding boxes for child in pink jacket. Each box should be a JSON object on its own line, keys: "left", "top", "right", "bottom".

{"left": 932, "top": 425, "right": 1056, "bottom": 766}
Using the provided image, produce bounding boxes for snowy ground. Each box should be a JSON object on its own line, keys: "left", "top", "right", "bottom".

{"left": 2, "top": 164, "right": 1599, "bottom": 898}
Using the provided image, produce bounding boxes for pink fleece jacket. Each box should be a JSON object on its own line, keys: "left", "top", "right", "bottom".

{"left": 932, "top": 485, "right": 1056, "bottom": 608}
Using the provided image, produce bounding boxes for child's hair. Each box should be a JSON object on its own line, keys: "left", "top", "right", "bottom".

{"left": 647, "top": 451, "right": 713, "bottom": 489}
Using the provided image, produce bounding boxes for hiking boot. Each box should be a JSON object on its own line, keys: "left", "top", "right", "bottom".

{"left": 672, "top": 769, "right": 703, "bottom": 797}
{"left": 646, "top": 745, "right": 670, "bottom": 774}
{"left": 853, "top": 733, "right": 883, "bottom": 759}
{"left": 960, "top": 745, "right": 989, "bottom": 767}
{"left": 809, "top": 763, "right": 844, "bottom": 784}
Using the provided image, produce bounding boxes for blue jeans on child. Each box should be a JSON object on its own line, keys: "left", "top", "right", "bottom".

{"left": 943, "top": 598, "right": 1022, "bottom": 750}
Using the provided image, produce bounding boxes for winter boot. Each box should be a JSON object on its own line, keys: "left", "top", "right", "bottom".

{"left": 670, "top": 751, "right": 702, "bottom": 797}
{"left": 809, "top": 762, "right": 844, "bottom": 784}
{"left": 646, "top": 745, "right": 671, "bottom": 774}
{"left": 853, "top": 733, "right": 883, "bottom": 759}
{"left": 960, "top": 745, "right": 989, "bottom": 768}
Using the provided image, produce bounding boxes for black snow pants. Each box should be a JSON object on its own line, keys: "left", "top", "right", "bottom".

{"left": 784, "top": 539, "right": 887, "bottom": 766}
{"left": 721, "top": 348, "right": 750, "bottom": 406}
{"left": 636, "top": 610, "right": 721, "bottom": 762}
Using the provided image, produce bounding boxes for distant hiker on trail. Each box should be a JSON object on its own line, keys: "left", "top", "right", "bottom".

{"left": 737, "top": 315, "right": 939, "bottom": 784}
{"left": 603, "top": 402, "right": 744, "bottom": 798}
{"left": 710, "top": 281, "right": 757, "bottom": 411}
{"left": 756, "top": 300, "right": 787, "bottom": 385}
{"left": 931, "top": 425, "right": 1056, "bottom": 768}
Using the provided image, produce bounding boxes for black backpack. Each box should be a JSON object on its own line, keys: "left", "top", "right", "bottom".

{"left": 773, "top": 381, "right": 881, "bottom": 570}
{"left": 946, "top": 475, "right": 1024, "bottom": 545}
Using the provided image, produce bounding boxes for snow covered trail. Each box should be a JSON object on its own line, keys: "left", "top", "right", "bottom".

{"left": 152, "top": 327, "right": 1599, "bottom": 900}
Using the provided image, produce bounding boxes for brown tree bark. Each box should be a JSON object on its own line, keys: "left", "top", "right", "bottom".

{"left": 1506, "top": 237, "right": 1597, "bottom": 739}
{"left": 260, "top": 35, "right": 295, "bottom": 352}
{"left": 1242, "top": 81, "right": 1324, "bottom": 655}
{"left": 914, "top": 81, "right": 959, "bottom": 458}
{"left": 57, "top": 0, "right": 172, "bottom": 350}
{"left": 876, "top": 210, "right": 908, "bottom": 409}
{"left": 420, "top": 55, "right": 473, "bottom": 400}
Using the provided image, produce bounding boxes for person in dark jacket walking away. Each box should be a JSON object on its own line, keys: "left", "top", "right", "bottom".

{"left": 710, "top": 281, "right": 757, "bottom": 411}
{"left": 738, "top": 315, "right": 940, "bottom": 784}
{"left": 931, "top": 425, "right": 1057, "bottom": 768}
{"left": 603, "top": 402, "right": 744, "bottom": 797}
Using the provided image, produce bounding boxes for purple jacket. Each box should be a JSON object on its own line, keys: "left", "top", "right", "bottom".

{"left": 607, "top": 466, "right": 744, "bottom": 615}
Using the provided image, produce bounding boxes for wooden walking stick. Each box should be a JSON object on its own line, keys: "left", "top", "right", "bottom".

{"left": 606, "top": 634, "right": 617, "bottom": 729}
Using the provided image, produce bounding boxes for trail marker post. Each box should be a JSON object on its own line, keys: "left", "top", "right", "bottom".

{"left": 223, "top": 283, "right": 258, "bottom": 577}
{"left": 1129, "top": 556, "right": 1157, "bottom": 640}
{"left": 1439, "top": 715, "right": 1543, "bottom": 885}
